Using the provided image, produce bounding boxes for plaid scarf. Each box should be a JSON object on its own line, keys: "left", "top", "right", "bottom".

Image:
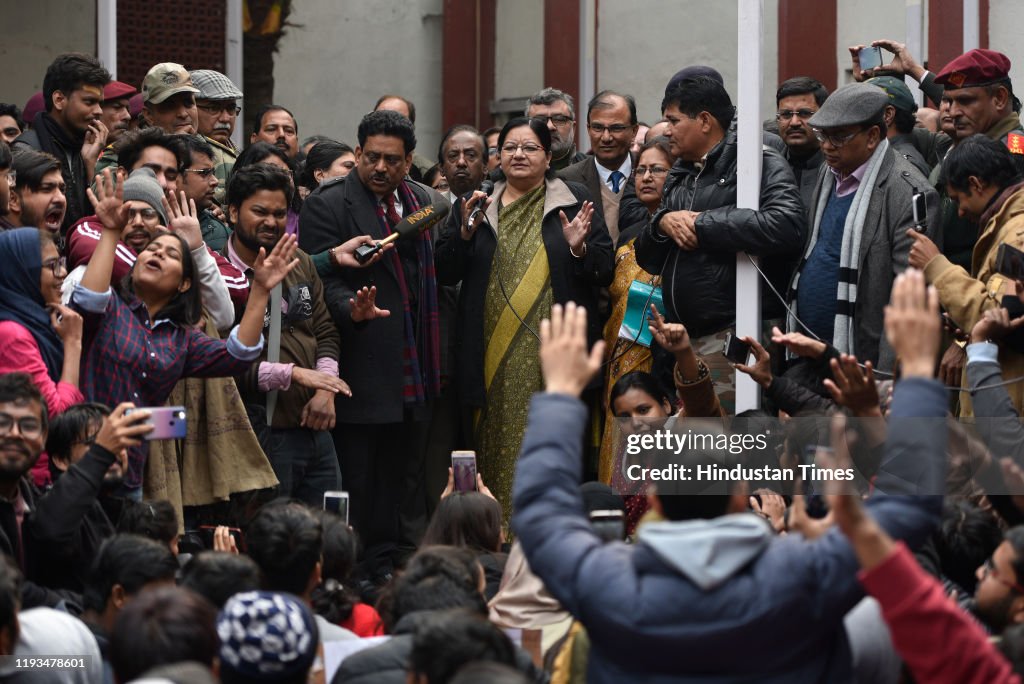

{"left": 375, "top": 182, "right": 441, "bottom": 404}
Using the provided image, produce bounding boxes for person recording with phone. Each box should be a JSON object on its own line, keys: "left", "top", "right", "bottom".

{"left": 435, "top": 116, "right": 613, "bottom": 527}
{"left": 911, "top": 135, "right": 1024, "bottom": 413}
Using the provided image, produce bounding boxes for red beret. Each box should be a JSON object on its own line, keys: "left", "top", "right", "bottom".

{"left": 103, "top": 80, "right": 137, "bottom": 101}
{"left": 129, "top": 93, "right": 144, "bottom": 118}
{"left": 23, "top": 92, "right": 45, "bottom": 124}
{"left": 935, "top": 49, "right": 1012, "bottom": 88}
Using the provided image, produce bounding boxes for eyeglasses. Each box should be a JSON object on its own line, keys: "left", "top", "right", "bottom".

{"left": 982, "top": 556, "right": 1024, "bottom": 594}
{"left": 588, "top": 123, "right": 632, "bottom": 135}
{"left": 0, "top": 412, "right": 43, "bottom": 439}
{"left": 812, "top": 127, "right": 866, "bottom": 148}
{"left": 533, "top": 114, "right": 573, "bottom": 127}
{"left": 635, "top": 165, "right": 670, "bottom": 178}
{"left": 197, "top": 103, "right": 241, "bottom": 115}
{"left": 185, "top": 167, "right": 217, "bottom": 178}
{"left": 41, "top": 256, "right": 67, "bottom": 277}
{"left": 776, "top": 109, "right": 817, "bottom": 121}
{"left": 127, "top": 207, "right": 161, "bottom": 223}
{"left": 501, "top": 142, "right": 545, "bottom": 156}
{"left": 487, "top": 146, "right": 498, "bottom": 156}
{"left": 4, "top": 170, "right": 14, "bottom": 186}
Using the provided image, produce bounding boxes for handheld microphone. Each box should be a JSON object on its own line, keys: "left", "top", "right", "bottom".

{"left": 354, "top": 201, "right": 451, "bottom": 264}
{"left": 467, "top": 180, "right": 495, "bottom": 226}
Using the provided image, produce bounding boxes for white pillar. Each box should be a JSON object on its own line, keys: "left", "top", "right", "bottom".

{"left": 735, "top": 0, "right": 763, "bottom": 412}
{"left": 577, "top": 0, "right": 597, "bottom": 154}
{"left": 97, "top": 0, "right": 117, "bottom": 79}
{"left": 905, "top": 0, "right": 925, "bottom": 106}
{"left": 963, "top": 0, "right": 980, "bottom": 52}
{"left": 226, "top": 0, "right": 245, "bottom": 149}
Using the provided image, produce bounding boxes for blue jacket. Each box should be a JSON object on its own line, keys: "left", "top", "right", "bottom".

{"left": 512, "top": 378, "right": 947, "bottom": 683}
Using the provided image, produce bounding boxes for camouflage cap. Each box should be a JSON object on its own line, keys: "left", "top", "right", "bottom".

{"left": 142, "top": 63, "right": 200, "bottom": 104}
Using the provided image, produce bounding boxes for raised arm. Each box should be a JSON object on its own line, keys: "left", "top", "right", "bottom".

{"left": 81, "top": 168, "right": 129, "bottom": 294}
{"left": 237, "top": 233, "right": 300, "bottom": 347}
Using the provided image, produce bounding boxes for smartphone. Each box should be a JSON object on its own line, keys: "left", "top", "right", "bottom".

{"left": 590, "top": 509, "right": 625, "bottom": 543}
{"left": 197, "top": 525, "right": 246, "bottom": 552}
{"left": 323, "top": 490, "right": 350, "bottom": 524}
{"left": 722, "top": 333, "right": 751, "bottom": 364}
{"left": 802, "top": 445, "right": 832, "bottom": 519}
{"left": 124, "top": 406, "right": 186, "bottom": 440}
{"left": 912, "top": 191, "right": 928, "bottom": 230}
{"left": 452, "top": 451, "right": 478, "bottom": 492}
{"left": 858, "top": 46, "right": 884, "bottom": 71}
{"left": 996, "top": 243, "right": 1024, "bottom": 280}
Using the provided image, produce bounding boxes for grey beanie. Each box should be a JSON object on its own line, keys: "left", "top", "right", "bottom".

{"left": 122, "top": 167, "right": 167, "bottom": 224}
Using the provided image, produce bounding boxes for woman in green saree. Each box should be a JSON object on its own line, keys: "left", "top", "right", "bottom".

{"left": 435, "top": 117, "right": 615, "bottom": 526}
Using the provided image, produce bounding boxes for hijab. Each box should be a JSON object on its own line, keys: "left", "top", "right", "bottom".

{"left": 0, "top": 228, "right": 64, "bottom": 380}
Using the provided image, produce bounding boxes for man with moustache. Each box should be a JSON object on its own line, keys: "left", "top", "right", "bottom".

{"left": 299, "top": 109, "right": 441, "bottom": 580}
{"left": 374, "top": 95, "right": 436, "bottom": 181}
{"left": 525, "top": 87, "right": 587, "bottom": 171}
{"left": 6, "top": 150, "right": 67, "bottom": 235}
{"left": 99, "top": 81, "right": 136, "bottom": 146}
{"left": 775, "top": 77, "right": 829, "bottom": 213}
{"left": 190, "top": 69, "right": 243, "bottom": 206}
{"left": 250, "top": 104, "right": 299, "bottom": 161}
{"left": 0, "top": 373, "right": 152, "bottom": 600}
{"left": 223, "top": 164, "right": 344, "bottom": 506}
{"left": 14, "top": 53, "right": 110, "bottom": 232}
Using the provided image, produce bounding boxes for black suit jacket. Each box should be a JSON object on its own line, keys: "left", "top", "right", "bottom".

{"left": 298, "top": 174, "right": 436, "bottom": 424}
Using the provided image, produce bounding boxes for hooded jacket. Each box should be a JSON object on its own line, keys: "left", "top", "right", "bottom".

{"left": 512, "top": 377, "right": 947, "bottom": 683}
{"left": 634, "top": 126, "right": 806, "bottom": 337}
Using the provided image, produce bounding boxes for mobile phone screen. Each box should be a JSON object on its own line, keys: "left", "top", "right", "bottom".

{"left": 859, "top": 46, "right": 883, "bottom": 71}
{"left": 452, "top": 451, "right": 478, "bottom": 492}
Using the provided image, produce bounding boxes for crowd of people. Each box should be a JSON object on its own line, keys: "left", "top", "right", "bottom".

{"left": 2, "top": 36, "right": 1024, "bottom": 682}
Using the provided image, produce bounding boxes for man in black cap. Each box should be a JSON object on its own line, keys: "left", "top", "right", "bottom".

{"left": 786, "top": 83, "right": 939, "bottom": 373}
{"left": 633, "top": 76, "right": 806, "bottom": 411}
{"left": 866, "top": 76, "right": 932, "bottom": 176}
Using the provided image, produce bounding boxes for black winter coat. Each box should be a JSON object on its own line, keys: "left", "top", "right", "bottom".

{"left": 634, "top": 128, "right": 807, "bottom": 337}
{"left": 435, "top": 177, "right": 614, "bottom": 407}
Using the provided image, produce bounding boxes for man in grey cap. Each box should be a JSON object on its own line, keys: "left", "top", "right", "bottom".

{"left": 785, "top": 82, "right": 939, "bottom": 372}
{"left": 866, "top": 76, "right": 932, "bottom": 176}
{"left": 190, "top": 69, "right": 242, "bottom": 206}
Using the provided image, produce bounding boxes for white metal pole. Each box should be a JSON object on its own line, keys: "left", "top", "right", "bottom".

{"left": 578, "top": 0, "right": 596, "bottom": 154}
{"left": 905, "top": 0, "right": 925, "bottom": 106}
{"left": 963, "top": 0, "right": 980, "bottom": 52}
{"left": 226, "top": 0, "right": 245, "bottom": 150}
{"left": 97, "top": 0, "right": 117, "bottom": 79}
{"left": 735, "top": 0, "right": 763, "bottom": 412}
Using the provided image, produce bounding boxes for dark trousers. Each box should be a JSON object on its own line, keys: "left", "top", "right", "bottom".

{"left": 265, "top": 427, "right": 341, "bottom": 509}
{"left": 334, "top": 412, "right": 431, "bottom": 572}
{"left": 424, "top": 385, "right": 464, "bottom": 517}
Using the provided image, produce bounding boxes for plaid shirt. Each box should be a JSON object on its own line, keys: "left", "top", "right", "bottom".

{"left": 72, "top": 285, "right": 263, "bottom": 490}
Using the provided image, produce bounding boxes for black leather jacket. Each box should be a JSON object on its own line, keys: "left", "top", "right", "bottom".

{"left": 634, "top": 128, "right": 806, "bottom": 336}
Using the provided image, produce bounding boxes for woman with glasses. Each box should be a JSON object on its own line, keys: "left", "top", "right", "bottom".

{"left": 598, "top": 137, "right": 675, "bottom": 483}
{"left": 436, "top": 116, "right": 613, "bottom": 524}
{"left": 0, "top": 227, "right": 83, "bottom": 415}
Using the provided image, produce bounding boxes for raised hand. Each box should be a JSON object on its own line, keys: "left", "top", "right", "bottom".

{"left": 163, "top": 190, "right": 203, "bottom": 250}
{"left": 648, "top": 304, "right": 691, "bottom": 355}
{"left": 824, "top": 354, "right": 880, "bottom": 416}
{"left": 970, "top": 306, "right": 1024, "bottom": 344}
{"left": 560, "top": 201, "right": 594, "bottom": 256}
{"left": 540, "top": 302, "right": 604, "bottom": 397}
{"left": 86, "top": 168, "right": 129, "bottom": 232}
{"left": 461, "top": 190, "right": 492, "bottom": 241}
{"left": 771, "top": 326, "right": 827, "bottom": 359}
{"left": 734, "top": 336, "right": 773, "bottom": 389}
{"left": 212, "top": 526, "right": 240, "bottom": 554}
{"left": 884, "top": 269, "right": 940, "bottom": 379}
{"left": 252, "top": 233, "right": 300, "bottom": 292}
{"left": 81, "top": 119, "right": 109, "bottom": 174}
{"left": 49, "top": 304, "right": 83, "bottom": 345}
{"left": 94, "top": 403, "right": 154, "bottom": 453}
{"left": 349, "top": 286, "right": 391, "bottom": 322}
{"left": 750, "top": 489, "right": 786, "bottom": 533}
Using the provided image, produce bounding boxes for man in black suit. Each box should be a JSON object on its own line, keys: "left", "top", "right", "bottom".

{"left": 298, "top": 110, "right": 440, "bottom": 579}
{"left": 559, "top": 90, "right": 638, "bottom": 244}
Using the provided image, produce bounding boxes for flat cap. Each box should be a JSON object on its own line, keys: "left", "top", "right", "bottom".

{"left": 935, "top": 49, "right": 1012, "bottom": 89}
{"left": 866, "top": 76, "right": 917, "bottom": 113}
{"left": 102, "top": 80, "right": 137, "bottom": 101}
{"left": 189, "top": 69, "right": 243, "bottom": 101}
{"left": 808, "top": 83, "right": 888, "bottom": 129}
{"left": 142, "top": 63, "right": 200, "bottom": 104}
